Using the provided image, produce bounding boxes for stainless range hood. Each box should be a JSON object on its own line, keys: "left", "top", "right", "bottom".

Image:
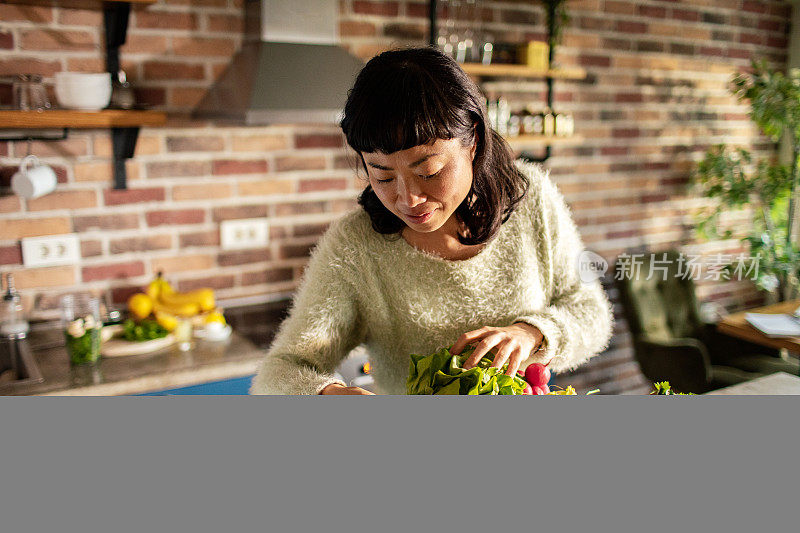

{"left": 195, "top": 0, "right": 364, "bottom": 124}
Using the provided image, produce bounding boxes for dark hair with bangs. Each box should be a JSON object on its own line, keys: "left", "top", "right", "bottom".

{"left": 339, "top": 46, "right": 530, "bottom": 246}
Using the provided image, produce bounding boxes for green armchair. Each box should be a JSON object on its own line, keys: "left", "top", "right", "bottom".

{"left": 615, "top": 250, "right": 799, "bottom": 393}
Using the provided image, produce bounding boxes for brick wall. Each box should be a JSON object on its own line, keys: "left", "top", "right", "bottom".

{"left": 0, "top": 1, "right": 792, "bottom": 394}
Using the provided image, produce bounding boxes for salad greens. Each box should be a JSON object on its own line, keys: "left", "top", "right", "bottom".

{"left": 407, "top": 346, "right": 528, "bottom": 395}
{"left": 122, "top": 319, "right": 169, "bottom": 342}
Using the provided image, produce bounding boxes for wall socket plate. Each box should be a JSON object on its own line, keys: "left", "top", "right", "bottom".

{"left": 21, "top": 234, "right": 81, "bottom": 268}
{"left": 220, "top": 218, "right": 270, "bottom": 250}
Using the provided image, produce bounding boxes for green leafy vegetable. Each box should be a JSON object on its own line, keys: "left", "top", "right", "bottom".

{"left": 122, "top": 319, "right": 168, "bottom": 342}
{"left": 407, "top": 346, "right": 528, "bottom": 395}
{"left": 650, "top": 381, "right": 694, "bottom": 395}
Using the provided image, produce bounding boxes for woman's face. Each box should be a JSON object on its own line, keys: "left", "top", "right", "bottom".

{"left": 361, "top": 137, "right": 476, "bottom": 238}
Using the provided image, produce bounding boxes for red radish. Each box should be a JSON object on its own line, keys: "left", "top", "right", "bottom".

{"left": 524, "top": 363, "right": 551, "bottom": 387}
{"left": 523, "top": 384, "right": 533, "bottom": 395}
{"left": 531, "top": 385, "right": 547, "bottom": 395}
{"left": 541, "top": 384, "right": 550, "bottom": 394}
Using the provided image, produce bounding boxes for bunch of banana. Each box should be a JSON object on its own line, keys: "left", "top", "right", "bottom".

{"left": 127, "top": 272, "right": 220, "bottom": 332}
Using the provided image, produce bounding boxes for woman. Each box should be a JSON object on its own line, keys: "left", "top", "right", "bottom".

{"left": 250, "top": 47, "right": 613, "bottom": 395}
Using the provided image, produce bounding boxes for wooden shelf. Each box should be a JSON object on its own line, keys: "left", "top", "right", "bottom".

{"left": 460, "top": 63, "right": 586, "bottom": 80}
{"left": 0, "top": 110, "right": 167, "bottom": 129}
{"left": 505, "top": 134, "right": 584, "bottom": 149}
{"left": 3, "top": 0, "right": 157, "bottom": 6}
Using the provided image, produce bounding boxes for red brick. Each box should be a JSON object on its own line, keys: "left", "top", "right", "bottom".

{"left": 172, "top": 36, "right": 237, "bottom": 57}
{"left": 146, "top": 161, "right": 211, "bottom": 179}
{"left": 0, "top": 31, "right": 13, "bottom": 50}
{"left": 0, "top": 58, "right": 61, "bottom": 77}
{"left": 757, "top": 19, "right": 782, "bottom": 32}
{"left": 80, "top": 240, "right": 103, "bottom": 258}
{"left": 0, "top": 244, "right": 22, "bottom": 265}
{"left": 134, "top": 11, "right": 198, "bottom": 30}
{"left": 637, "top": 5, "right": 666, "bottom": 18}
{"left": 172, "top": 183, "right": 233, "bottom": 201}
{"left": 58, "top": 8, "right": 103, "bottom": 26}
{"left": 615, "top": 21, "right": 647, "bottom": 34}
{"left": 177, "top": 275, "right": 234, "bottom": 292}
{"left": 180, "top": 230, "right": 220, "bottom": 248}
{"left": 612, "top": 128, "right": 640, "bottom": 138}
{"left": 294, "top": 223, "right": 331, "bottom": 237}
{"left": 73, "top": 214, "right": 139, "bottom": 232}
{"left": 339, "top": 20, "right": 377, "bottom": 37}
{"left": 212, "top": 205, "right": 269, "bottom": 222}
{"left": 0, "top": 195, "right": 22, "bottom": 213}
{"left": 279, "top": 242, "right": 316, "bottom": 259}
{"left": 742, "top": 1, "right": 767, "bottom": 13}
{"left": 740, "top": 33, "right": 763, "bottom": 45}
{"left": 104, "top": 187, "right": 165, "bottom": 206}
{"left": 0, "top": 4, "right": 53, "bottom": 22}
{"left": 27, "top": 190, "right": 97, "bottom": 211}
{"left": 298, "top": 178, "right": 348, "bottom": 193}
{"left": 146, "top": 209, "right": 205, "bottom": 227}
{"left": 110, "top": 235, "right": 172, "bottom": 254}
{"left": 672, "top": 9, "right": 700, "bottom": 22}
{"left": 406, "top": 2, "right": 429, "bottom": 18}
{"left": 143, "top": 62, "right": 205, "bottom": 81}
{"left": 166, "top": 136, "right": 225, "bottom": 152}
{"left": 275, "top": 155, "right": 327, "bottom": 172}
{"left": 82, "top": 261, "right": 145, "bottom": 282}
{"left": 294, "top": 134, "right": 344, "bottom": 149}
{"left": 212, "top": 159, "right": 268, "bottom": 175}
{"left": 207, "top": 14, "right": 244, "bottom": 33}
{"left": 133, "top": 87, "right": 167, "bottom": 107}
{"left": 353, "top": 1, "right": 399, "bottom": 16}
{"left": 579, "top": 55, "right": 611, "bottom": 68}
{"left": 21, "top": 29, "right": 96, "bottom": 51}
{"left": 111, "top": 286, "right": 143, "bottom": 306}
{"left": 615, "top": 93, "right": 643, "bottom": 104}
{"left": 242, "top": 268, "right": 294, "bottom": 286}
{"left": 274, "top": 201, "right": 327, "bottom": 217}
{"left": 217, "top": 249, "right": 272, "bottom": 267}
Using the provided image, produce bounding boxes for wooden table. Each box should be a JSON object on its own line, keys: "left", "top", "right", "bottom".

{"left": 716, "top": 299, "right": 800, "bottom": 353}
{"left": 705, "top": 372, "right": 800, "bottom": 395}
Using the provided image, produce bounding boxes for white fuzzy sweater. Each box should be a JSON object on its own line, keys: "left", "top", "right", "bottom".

{"left": 249, "top": 161, "right": 613, "bottom": 395}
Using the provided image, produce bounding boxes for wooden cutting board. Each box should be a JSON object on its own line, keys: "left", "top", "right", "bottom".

{"left": 100, "top": 325, "right": 176, "bottom": 358}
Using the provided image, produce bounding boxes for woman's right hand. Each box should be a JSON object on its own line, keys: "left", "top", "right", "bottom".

{"left": 319, "top": 383, "right": 375, "bottom": 395}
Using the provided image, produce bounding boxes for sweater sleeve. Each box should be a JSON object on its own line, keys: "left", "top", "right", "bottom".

{"left": 512, "top": 169, "right": 613, "bottom": 373}
{"left": 249, "top": 224, "right": 366, "bottom": 395}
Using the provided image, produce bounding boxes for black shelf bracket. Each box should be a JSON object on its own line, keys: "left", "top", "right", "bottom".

{"left": 103, "top": 1, "right": 130, "bottom": 75}
{"left": 104, "top": 2, "right": 134, "bottom": 189}
{"left": 111, "top": 127, "right": 138, "bottom": 189}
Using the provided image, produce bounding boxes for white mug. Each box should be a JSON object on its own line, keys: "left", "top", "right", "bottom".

{"left": 11, "top": 155, "right": 57, "bottom": 199}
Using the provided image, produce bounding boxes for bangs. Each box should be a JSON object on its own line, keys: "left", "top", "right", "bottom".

{"left": 342, "top": 61, "right": 474, "bottom": 154}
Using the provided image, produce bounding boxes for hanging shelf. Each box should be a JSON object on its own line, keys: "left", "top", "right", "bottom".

{"left": 427, "top": 0, "right": 586, "bottom": 163}
{"left": 0, "top": 0, "right": 163, "bottom": 189}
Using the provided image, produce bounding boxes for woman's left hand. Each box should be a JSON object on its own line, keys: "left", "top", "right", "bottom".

{"left": 450, "top": 323, "right": 545, "bottom": 376}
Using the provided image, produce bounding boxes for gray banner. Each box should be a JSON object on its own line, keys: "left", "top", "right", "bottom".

{"left": 1, "top": 396, "right": 798, "bottom": 533}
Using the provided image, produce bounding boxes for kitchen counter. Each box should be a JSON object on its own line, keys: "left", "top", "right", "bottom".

{"left": 2, "top": 300, "right": 292, "bottom": 396}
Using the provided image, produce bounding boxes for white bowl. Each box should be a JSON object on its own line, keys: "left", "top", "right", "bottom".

{"left": 55, "top": 72, "right": 112, "bottom": 111}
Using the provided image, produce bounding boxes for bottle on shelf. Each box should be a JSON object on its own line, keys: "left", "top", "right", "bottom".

{"left": 1, "top": 274, "right": 29, "bottom": 339}
{"left": 542, "top": 107, "right": 555, "bottom": 136}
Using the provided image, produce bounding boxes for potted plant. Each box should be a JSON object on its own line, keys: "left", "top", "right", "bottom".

{"left": 693, "top": 59, "right": 800, "bottom": 302}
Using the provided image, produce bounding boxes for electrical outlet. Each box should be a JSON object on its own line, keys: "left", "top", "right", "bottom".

{"left": 21, "top": 234, "right": 81, "bottom": 268}
{"left": 220, "top": 218, "right": 270, "bottom": 250}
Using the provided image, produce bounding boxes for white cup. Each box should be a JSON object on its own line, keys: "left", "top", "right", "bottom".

{"left": 11, "top": 155, "right": 57, "bottom": 199}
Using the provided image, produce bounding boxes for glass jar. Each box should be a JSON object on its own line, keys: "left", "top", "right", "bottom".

{"left": 61, "top": 294, "right": 102, "bottom": 366}
{"left": 13, "top": 74, "right": 51, "bottom": 111}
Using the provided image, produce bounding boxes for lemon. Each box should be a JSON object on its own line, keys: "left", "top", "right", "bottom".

{"left": 128, "top": 293, "right": 153, "bottom": 320}
{"left": 204, "top": 311, "right": 227, "bottom": 326}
